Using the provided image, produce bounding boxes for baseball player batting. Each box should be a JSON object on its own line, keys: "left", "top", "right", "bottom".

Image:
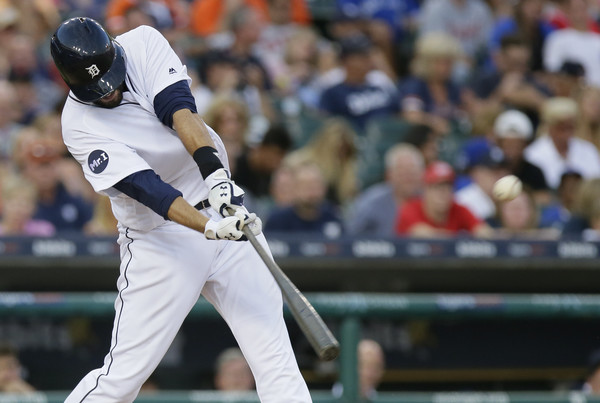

{"left": 50, "top": 17, "right": 312, "bottom": 402}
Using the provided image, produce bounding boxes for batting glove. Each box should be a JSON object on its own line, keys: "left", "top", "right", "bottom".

{"left": 204, "top": 210, "right": 256, "bottom": 241}
{"left": 206, "top": 168, "right": 246, "bottom": 217}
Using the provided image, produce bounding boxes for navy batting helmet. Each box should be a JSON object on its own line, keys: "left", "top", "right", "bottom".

{"left": 50, "top": 17, "right": 126, "bottom": 102}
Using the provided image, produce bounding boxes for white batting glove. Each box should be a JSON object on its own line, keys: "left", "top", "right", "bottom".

{"left": 204, "top": 210, "right": 256, "bottom": 241}
{"left": 246, "top": 212, "right": 262, "bottom": 236}
{"left": 206, "top": 168, "right": 246, "bottom": 217}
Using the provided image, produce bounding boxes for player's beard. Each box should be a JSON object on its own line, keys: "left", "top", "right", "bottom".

{"left": 93, "top": 83, "right": 124, "bottom": 108}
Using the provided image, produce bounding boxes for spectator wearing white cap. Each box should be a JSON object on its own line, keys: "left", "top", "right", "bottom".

{"left": 524, "top": 97, "right": 600, "bottom": 189}
{"left": 494, "top": 109, "right": 549, "bottom": 205}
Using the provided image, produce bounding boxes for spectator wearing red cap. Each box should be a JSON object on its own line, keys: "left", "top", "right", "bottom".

{"left": 395, "top": 161, "right": 493, "bottom": 237}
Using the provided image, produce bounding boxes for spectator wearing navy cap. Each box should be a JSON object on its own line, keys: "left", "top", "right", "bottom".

{"left": 396, "top": 161, "right": 493, "bottom": 238}
{"left": 319, "top": 34, "right": 400, "bottom": 131}
{"left": 455, "top": 143, "right": 508, "bottom": 221}
{"left": 549, "top": 60, "right": 585, "bottom": 98}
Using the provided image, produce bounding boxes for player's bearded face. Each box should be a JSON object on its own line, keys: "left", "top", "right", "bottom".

{"left": 94, "top": 83, "right": 124, "bottom": 108}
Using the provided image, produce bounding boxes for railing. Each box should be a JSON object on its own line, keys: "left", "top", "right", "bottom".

{"left": 4, "top": 293, "right": 600, "bottom": 402}
{"left": 3, "top": 235, "right": 600, "bottom": 293}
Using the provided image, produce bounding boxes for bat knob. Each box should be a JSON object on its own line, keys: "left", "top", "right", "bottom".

{"left": 320, "top": 344, "right": 340, "bottom": 361}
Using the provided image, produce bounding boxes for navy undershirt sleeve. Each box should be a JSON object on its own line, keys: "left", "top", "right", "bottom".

{"left": 113, "top": 170, "right": 183, "bottom": 220}
{"left": 153, "top": 80, "right": 198, "bottom": 128}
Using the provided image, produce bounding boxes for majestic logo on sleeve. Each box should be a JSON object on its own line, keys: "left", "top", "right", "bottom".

{"left": 168, "top": 67, "right": 177, "bottom": 75}
{"left": 88, "top": 150, "right": 109, "bottom": 173}
{"left": 86, "top": 64, "right": 100, "bottom": 78}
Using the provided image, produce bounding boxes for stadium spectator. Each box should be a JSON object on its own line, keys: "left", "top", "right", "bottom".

{"left": 488, "top": 190, "right": 559, "bottom": 239}
{"left": 202, "top": 94, "right": 249, "bottom": 174}
{"left": 254, "top": 0, "right": 303, "bottom": 83}
{"left": 269, "top": 165, "right": 295, "bottom": 208}
{"left": 284, "top": 118, "right": 358, "bottom": 205}
{"left": 0, "top": 173, "right": 54, "bottom": 236}
{"left": 84, "top": 196, "right": 119, "bottom": 236}
{"left": 347, "top": 143, "right": 424, "bottom": 236}
{"left": 492, "top": 110, "right": 550, "bottom": 202}
{"left": 274, "top": 26, "right": 321, "bottom": 100}
{"left": 539, "top": 169, "right": 583, "bottom": 230}
{"left": 193, "top": 51, "right": 242, "bottom": 114}
{"left": 190, "top": 0, "right": 310, "bottom": 38}
{"left": 232, "top": 124, "right": 292, "bottom": 200}
{"left": 418, "top": 0, "right": 493, "bottom": 70}
{"left": 21, "top": 138, "right": 93, "bottom": 232}
{"left": 547, "top": 0, "right": 600, "bottom": 32}
{"left": 465, "top": 35, "right": 550, "bottom": 125}
{"left": 576, "top": 86, "right": 600, "bottom": 151}
{"left": 335, "top": 0, "right": 420, "bottom": 44}
{"left": 402, "top": 124, "right": 440, "bottom": 167}
{"left": 562, "top": 177, "right": 600, "bottom": 237}
{"left": 399, "top": 33, "right": 463, "bottom": 135}
{"left": 544, "top": 0, "right": 600, "bottom": 87}
{"left": 8, "top": 0, "right": 60, "bottom": 43}
{"left": 194, "top": 6, "right": 274, "bottom": 128}
{"left": 319, "top": 34, "right": 399, "bottom": 132}
{"left": 525, "top": 97, "right": 600, "bottom": 189}
{"left": 105, "top": 0, "right": 186, "bottom": 35}
{"left": 7, "top": 34, "right": 63, "bottom": 122}
{"left": 0, "top": 81, "right": 24, "bottom": 162}
{"left": 214, "top": 347, "right": 254, "bottom": 391}
{"left": 265, "top": 162, "right": 343, "bottom": 238}
{"left": 488, "top": 0, "right": 555, "bottom": 73}
{"left": 332, "top": 0, "right": 420, "bottom": 77}
{"left": 396, "top": 161, "right": 493, "bottom": 237}
{"left": 332, "top": 339, "right": 385, "bottom": 400}
{"left": 548, "top": 60, "right": 585, "bottom": 98}
{"left": 0, "top": 343, "right": 35, "bottom": 393}
{"left": 455, "top": 142, "right": 508, "bottom": 221}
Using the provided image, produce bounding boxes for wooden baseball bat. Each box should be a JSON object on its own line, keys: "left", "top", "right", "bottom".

{"left": 242, "top": 226, "right": 340, "bottom": 361}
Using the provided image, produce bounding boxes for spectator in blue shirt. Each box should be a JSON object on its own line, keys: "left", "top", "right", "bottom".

{"left": 21, "top": 138, "right": 93, "bottom": 232}
{"left": 265, "top": 162, "right": 343, "bottom": 238}
{"left": 319, "top": 34, "right": 400, "bottom": 132}
{"left": 488, "top": 0, "right": 555, "bottom": 73}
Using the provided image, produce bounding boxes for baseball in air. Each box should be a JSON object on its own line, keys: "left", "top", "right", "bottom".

{"left": 493, "top": 175, "right": 522, "bottom": 202}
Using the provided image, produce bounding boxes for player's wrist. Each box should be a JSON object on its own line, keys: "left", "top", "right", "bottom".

{"left": 193, "top": 146, "right": 225, "bottom": 179}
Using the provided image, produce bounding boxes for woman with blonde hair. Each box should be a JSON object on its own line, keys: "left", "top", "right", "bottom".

{"left": 399, "top": 32, "right": 464, "bottom": 135}
{"left": 202, "top": 94, "right": 249, "bottom": 174}
{"left": 0, "top": 173, "right": 54, "bottom": 236}
{"left": 284, "top": 118, "right": 358, "bottom": 205}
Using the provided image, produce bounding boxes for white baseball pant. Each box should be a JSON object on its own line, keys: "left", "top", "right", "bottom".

{"left": 65, "top": 219, "right": 312, "bottom": 403}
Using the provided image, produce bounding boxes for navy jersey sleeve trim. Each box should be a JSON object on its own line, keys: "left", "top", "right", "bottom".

{"left": 153, "top": 80, "right": 198, "bottom": 128}
{"left": 113, "top": 169, "right": 182, "bottom": 220}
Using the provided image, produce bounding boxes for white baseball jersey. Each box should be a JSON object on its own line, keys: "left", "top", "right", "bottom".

{"left": 61, "top": 25, "right": 227, "bottom": 231}
{"left": 61, "top": 25, "right": 311, "bottom": 403}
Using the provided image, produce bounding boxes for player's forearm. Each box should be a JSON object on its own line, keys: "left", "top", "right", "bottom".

{"left": 167, "top": 196, "right": 209, "bottom": 233}
{"left": 172, "top": 109, "right": 216, "bottom": 155}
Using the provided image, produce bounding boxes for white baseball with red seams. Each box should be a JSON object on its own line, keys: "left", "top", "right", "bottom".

{"left": 493, "top": 175, "right": 523, "bottom": 202}
{"left": 60, "top": 25, "right": 311, "bottom": 403}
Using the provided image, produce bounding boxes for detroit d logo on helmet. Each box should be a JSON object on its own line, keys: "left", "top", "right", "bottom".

{"left": 86, "top": 64, "right": 100, "bottom": 78}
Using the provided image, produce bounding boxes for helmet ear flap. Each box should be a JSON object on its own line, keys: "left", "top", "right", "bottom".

{"left": 50, "top": 17, "right": 126, "bottom": 102}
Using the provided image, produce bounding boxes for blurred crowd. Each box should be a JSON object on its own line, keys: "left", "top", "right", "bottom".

{"left": 2, "top": 0, "right": 600, "bottom": 240}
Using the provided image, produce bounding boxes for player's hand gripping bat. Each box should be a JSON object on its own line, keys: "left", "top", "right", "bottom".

{"left": 234, "top": 212, "right": 340, "bottom": 361}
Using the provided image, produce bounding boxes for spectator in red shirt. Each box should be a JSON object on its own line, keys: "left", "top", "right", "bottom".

{"left": 396, "top": 161, "right": 493, "bottom": 238}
